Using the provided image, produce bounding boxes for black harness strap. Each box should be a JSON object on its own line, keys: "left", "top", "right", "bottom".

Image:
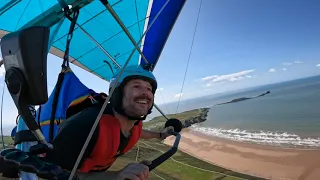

{"left": 14, "top": 130, "right": 39, "bottom": 145}
{"left": 37, "top": 105, "right": 42, "bottom": 131}
{"left": 0, "top": 160, "right": 19, "bottom": 178}
{"left": 49, "top": 72, "right": 65, "bottom": 142}
{"left": 12, "top": 106, "right": 44, "bottom": 145}
{"left": 48, "top": 8, "right": 79, "bottom": 142}
{"left": 13, "top": 106, "right": 41, "bottom": 145}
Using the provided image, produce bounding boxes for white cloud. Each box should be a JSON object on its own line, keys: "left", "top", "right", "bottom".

{"left": 200, "top": 75, "right": 219, "bottom": 81}
{"left": 156, "top": 88, "right": 164, "bottom": 91}
{"left": 282, "top": 62, "right": 292, "bottom": 66}
{"left": 174, "top": 93, "right": 183, "bottom": 98}
{"left": 269, "top": 68, "right": 276, "bottom": 73}
{"left": 246, "top": 75, "right": 252, "bottom": 78}
{"left": 282, "top": 68, "right": 287, "bottom": 71}
{"left": 200, "top": 69, "right": 255, "bottom": 86}
{"left": 204, "top": 81, "right": 226, "bottom": 87}
{"left": 316, "top": 64, "right": 320, "bottom": 67}
{"left": 282, "top": 61, "right": 303, "bottom": 66}
{"left": 229, "top": 77, "right": 238, "bottom": 82}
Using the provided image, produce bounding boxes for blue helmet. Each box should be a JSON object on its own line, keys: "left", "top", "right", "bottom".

{"left": 109, "top": 65, "right": 157, "bottom": 94}
{"left": 108, "top": 65, "right": 157, "bottom": 121}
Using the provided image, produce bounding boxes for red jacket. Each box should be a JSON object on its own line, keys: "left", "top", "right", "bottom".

{"left": 79, "top": 114, "right": 142, "bottom": 172}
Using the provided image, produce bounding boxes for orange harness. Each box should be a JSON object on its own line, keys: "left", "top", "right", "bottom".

{"left": 79, "top": 114, "right": 142, "bottom": 172}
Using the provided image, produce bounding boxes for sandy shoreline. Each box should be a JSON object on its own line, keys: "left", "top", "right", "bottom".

{"left": 163, "top": 129, "right": 320, "bottom": 180}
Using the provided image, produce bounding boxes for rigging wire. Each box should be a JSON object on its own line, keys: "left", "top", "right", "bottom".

{"left": 134, "top": 0, "right": 142, "bottom": 38}
{"left": 158, "top": 90, "right": 170, "bottom": 114}
{"left": 1, "top": 81, "right": 6, "bottom": 149}
{"left": 14, "top": 0, "right": 31, "bottom": 31}
{"left": 37, "top": 0, "right": 44, "bottom": 13}
{"left": 68, "top": 49, "right": 134, "bottom": 180}
{"left": 175, "top": 0, "right": 203, "bottom": 113}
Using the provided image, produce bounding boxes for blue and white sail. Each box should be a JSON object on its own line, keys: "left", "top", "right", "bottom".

{"left": 0, "top": 0, "right": 186, "bottom": 80}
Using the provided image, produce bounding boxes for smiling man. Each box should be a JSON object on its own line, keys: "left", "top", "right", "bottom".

{"left": 45, "top": 65, "right": 173, "bottom": 180}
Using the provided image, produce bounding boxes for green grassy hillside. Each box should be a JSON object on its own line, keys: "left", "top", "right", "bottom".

{"left": 111, "top": 139, "right": 265, "bottom": 180}
{"left": 111, "top": 108, "right": 265, "bottom": 180}
{"left": 0, "top": 108, "right": 266, "bottom": 180}
{"left": 0, "top": 136, "right": 14, "bottom": 149}
{"left": 143, "top": 108, "right": 210, "bottom": 131}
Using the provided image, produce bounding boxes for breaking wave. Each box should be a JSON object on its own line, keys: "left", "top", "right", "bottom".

{"left": 190, "top": 125, "right": 320, "bottom": 148}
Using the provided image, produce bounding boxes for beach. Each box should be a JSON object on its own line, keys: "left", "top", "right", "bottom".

{"left": 164, "top": 129, "right": 320, "bottom": 180}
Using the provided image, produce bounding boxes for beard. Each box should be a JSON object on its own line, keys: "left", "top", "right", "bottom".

{"left": 124, "top": 103, "right": 150, "bottom": 117}
{"left": 122, "top": 97, "right": 152, "bottom": 118}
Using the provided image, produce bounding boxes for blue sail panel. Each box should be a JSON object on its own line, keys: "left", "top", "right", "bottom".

{"left": 37, "top": 68, "right": 96, "bottom": 141}
{"left": 0, "top": 1, "right": 57, "bottom": 30}
{"left": 141, "top": 0, "right": 186, "bottom": 70}
{"left": 0, "top": 0, "right": 186, "bottom": 81}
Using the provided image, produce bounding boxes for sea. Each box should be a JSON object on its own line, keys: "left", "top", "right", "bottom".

{"left": 155, "top": 75, "right": 320, "bottom": 149}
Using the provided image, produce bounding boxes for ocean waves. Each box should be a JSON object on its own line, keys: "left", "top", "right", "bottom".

{"left": 190, "top": 124, "right": 320, "bottom": 148}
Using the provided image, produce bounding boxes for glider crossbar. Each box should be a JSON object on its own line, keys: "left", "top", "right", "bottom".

{"left": 100, "top": 0, "right": 149, "bottom": 64}
{"left": 77, "top": 21, "right": 169, "bottom": 120}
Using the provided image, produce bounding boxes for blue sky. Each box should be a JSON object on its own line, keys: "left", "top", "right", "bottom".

{"left": 1, "top": 0, "right": 320, "bottom": 127}
{"left": 153, "top": 0, "right": 320, "bottom": 101}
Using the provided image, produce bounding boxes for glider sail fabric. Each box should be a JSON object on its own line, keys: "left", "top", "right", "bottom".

{"left": 0, "top": 0, "right": 186, "bottom": 81}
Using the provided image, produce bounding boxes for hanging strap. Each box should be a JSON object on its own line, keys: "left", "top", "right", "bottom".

{"left": 62, "top": 8, "right": 79, "bottom": 68}
{"left": 48, "top": 7, "right": 80, "bottom": 142}
{"left": 56, "top": 0, "right": 80, "bottom": 68}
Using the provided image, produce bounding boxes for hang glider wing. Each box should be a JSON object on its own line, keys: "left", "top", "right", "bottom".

{"left": 0, "top": 0, "right": 186, "bottom": 81}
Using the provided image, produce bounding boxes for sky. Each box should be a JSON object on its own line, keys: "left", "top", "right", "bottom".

{"left": 0, "top": 0, "right": 320, "bottom": 128}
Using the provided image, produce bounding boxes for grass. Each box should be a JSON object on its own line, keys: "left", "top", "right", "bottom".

{"left": 143, "top": 108, "right": 210, "bottom": 131}
{"left": 0, "top": 136, "right": 14, "bottom": 150}
{"left": 0, "top": 108, "right": 266, "bottom": 180}
{"left": 110, "top": 139, "right": 266, "bottom": 180}
{"left": 0, "top": 137, "right": 265, "bottom": 180}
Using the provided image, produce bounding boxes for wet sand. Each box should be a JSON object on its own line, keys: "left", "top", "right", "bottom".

{"left": 163, "top": 129, "right": 320, "bottom": 180}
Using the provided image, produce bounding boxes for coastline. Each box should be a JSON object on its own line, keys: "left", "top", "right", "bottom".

{"left": 163, "top": 128, "right": 320, "bottom": 180}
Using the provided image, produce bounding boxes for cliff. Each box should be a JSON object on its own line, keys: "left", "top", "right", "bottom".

{"left": 143, "top": 108, "right": 210, "bottom": 131}
{"left": 217, "top": 91, "right": 271, "bottom": 105}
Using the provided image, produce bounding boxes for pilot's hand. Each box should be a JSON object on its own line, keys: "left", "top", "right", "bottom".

{"left": 159, "top": 126, "right": 174, "bottom": 140}
{"left": 117, "top": 161, "right": 150, "bottom": 180}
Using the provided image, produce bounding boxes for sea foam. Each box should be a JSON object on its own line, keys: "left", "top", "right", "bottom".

{"left": 190, "top": 124, "right": 320, "bottom": 148}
